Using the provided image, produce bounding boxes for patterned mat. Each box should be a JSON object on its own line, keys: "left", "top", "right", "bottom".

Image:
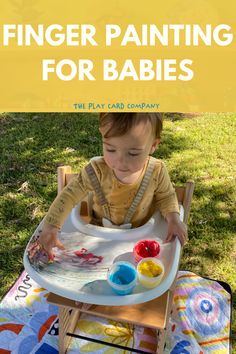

{"left": 0, "top": 271, "right": 231, "bottom": 353}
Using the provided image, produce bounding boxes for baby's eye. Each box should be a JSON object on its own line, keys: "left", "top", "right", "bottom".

{"left": 128, "top": 152, "right": 140, "bottom": 157}
{"left": 107, "top": 149, "right": 116, "bottom": 153}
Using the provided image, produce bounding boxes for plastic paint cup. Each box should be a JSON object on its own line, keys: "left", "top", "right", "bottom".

{"left": 133, "top": 239, "right": 160, "bottom": 263}
{"left": 107, "top": 261, "right": 137, "bottom": 295}
{"left": 137, "top": 258, "right": 164, "bottom": 289}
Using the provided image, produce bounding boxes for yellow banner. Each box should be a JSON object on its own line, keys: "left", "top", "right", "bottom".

{"left": 0, "top": 0, "right": 235, "bottom": 112}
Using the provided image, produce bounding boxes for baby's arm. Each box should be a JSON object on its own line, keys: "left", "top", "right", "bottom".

{"left": 153, "top": 161, "right": 187, "bottom": 245}
{"left": 38, "top": 170, "right": 89, "bottom": 256}
{"left": 164, "top": 212, "right": 187, "bottom": 246}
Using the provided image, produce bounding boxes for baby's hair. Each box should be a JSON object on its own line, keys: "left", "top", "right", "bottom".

{"left": 99, "top": 112, "right": 163, "bottom": 139}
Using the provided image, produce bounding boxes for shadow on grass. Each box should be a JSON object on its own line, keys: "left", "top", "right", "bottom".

{"left": 155, "top": 127, "right": 191, "bottom": 160}
{"left": 0, "top": 113, "right": 100, "bottom": 180}
{"left": 164, "top": 112, "right": 200, "bottom": 121}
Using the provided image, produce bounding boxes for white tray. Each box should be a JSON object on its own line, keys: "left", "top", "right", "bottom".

{"left": 24, "top": 205, "right": 183, "bottom": 306}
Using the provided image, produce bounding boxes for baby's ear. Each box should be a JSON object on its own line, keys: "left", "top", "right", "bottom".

{"left": 99, "top": 126, "right": 104, "bottom": 136}
{"left": 150, "top": 138, "right": 160, "bottom": 154}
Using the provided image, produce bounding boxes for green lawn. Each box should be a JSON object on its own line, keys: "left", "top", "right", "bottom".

{"left": 0, "top": 112, "right": 235, "bottom": 350}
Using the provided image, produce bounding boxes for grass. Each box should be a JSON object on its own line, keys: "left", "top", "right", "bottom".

{"left": 0, "top": 112, "right": 235, "bottom": 350}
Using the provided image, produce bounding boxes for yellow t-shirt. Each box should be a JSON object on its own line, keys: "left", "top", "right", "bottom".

{"left": 45, "top": 156, "right": 179, "bottom": 228}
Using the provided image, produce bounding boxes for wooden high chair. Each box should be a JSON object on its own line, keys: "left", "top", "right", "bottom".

{"left": 47, "top": 165, "right": 194, "bottom": 354}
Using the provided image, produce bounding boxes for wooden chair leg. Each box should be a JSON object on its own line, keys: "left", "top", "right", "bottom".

{"left": 156, "top": 328, "right": 166, "bottom": 353}
{"left": 58, "top": 306, "right": 81, "bottom": 354}
{"left": 155, "top": 287, "right": 174, "bottom": 354}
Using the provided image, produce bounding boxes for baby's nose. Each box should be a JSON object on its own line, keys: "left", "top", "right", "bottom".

{"left": 116, "top": 154, "right": 127, "bottom": 167}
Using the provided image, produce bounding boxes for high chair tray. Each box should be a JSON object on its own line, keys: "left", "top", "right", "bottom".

{"left": 24, "top": 207, "right": 182, "bottom": 306}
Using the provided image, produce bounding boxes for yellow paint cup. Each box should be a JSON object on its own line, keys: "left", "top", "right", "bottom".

{"left": 137, "top": 258, "right": 164, "bottom": 288}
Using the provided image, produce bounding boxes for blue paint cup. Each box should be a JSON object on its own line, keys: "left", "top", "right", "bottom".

{"left": 107, "top": 261, "right": 137, "bottom": 295}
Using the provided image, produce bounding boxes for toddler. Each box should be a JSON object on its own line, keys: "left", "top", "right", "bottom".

{"left": 38, "top": 112, "right": 187, "bottom": 259}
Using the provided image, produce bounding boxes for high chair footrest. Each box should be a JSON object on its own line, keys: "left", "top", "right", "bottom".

{"left": 47, "top": 290, "right": 170, "bottom": 329}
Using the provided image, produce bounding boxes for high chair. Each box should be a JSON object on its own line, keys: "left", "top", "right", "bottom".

{"left": 47, "top": 165, "right": 194, "bottom": 354}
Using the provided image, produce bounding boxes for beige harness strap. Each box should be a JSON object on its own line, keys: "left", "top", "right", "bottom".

{"left": 85, "top": 164, "right": 111, "bottom": 220}
{"left": 123, "top": 158, "right": 156, "bottom": 224}
{"left": 85, "top": 158, "right": 155, "bottom": 225}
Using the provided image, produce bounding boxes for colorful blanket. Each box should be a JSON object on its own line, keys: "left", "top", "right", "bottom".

{"left": 0, "top": 271, "right": 231, "bottom": 353}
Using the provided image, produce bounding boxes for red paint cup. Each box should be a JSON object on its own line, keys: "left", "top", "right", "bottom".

{"left": 133, "top": 239, "right": 160, "bottom": 263}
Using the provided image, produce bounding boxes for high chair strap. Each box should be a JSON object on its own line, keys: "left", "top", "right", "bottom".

{"left": 123, "top": 158, "right": 156, "bottom": 224}
{"left": 85, "top": 164, "right": 111, "bottom": 220}
{"left": 85, "top": 158, "right": 155, "bottom": 225}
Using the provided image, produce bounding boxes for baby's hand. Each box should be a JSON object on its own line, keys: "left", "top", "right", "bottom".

{"left": 38, "top": 223, "right": 65, "bottom": 259}
{"left": 164, "top": 213, "right": 188, "bottom": 246}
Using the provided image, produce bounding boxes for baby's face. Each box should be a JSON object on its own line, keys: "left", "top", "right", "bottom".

{"left": 100, "top": 120, "right": 159, "bottom": 183}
